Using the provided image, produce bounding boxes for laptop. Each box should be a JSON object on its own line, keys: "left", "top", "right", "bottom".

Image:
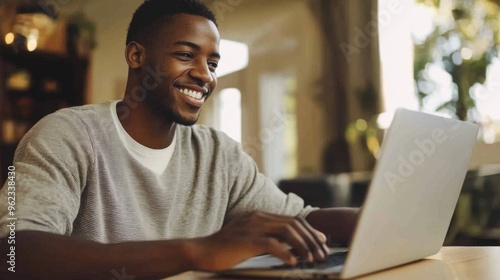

{"left": 221, "top": 108, "right": 479, "bottom": 279}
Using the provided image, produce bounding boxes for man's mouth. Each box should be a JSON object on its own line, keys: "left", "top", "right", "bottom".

{"left": 175, "top": 87, "right": 206, "bottom": 101}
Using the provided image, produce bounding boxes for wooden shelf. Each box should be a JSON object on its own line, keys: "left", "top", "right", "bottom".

{"left": 0, "top": 43, "right": 89, "bottom": 183}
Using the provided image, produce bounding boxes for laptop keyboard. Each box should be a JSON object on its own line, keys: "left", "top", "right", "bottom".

{"left": 276, "top": 251, "right": 348, "bottom": 270}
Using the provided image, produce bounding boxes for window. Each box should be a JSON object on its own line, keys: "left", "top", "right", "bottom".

{"left": 258, "top": 73, "right": 297, "bottom": 182}
{"left": 216, "top": 39, "right": 249, "bottom": 78}
{"left": 216, "top": 88, "right": 242, "bottom": 143}
{"left": 379, "top": 0, "right": 500, "bottom": 143}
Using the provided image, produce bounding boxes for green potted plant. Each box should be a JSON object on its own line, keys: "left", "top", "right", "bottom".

{"left": 414, "top": 0, "right": 500, "bottom": 121}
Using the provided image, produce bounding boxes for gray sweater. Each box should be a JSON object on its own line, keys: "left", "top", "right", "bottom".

{"left": 0, "top": 102, "right": 314, "bottom": 242}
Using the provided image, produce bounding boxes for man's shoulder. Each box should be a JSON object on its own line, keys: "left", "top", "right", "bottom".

{"left": 27, "top": 102, "right": 112, "bottom": 140}
{"left": 38, "top": 102, "right": 111, "bottom": 127}
{"left": 14, "top": 103, "right": 111, "bottom": 162}
{"left": 51, "top": 102, "right": 110, "bottom": 120}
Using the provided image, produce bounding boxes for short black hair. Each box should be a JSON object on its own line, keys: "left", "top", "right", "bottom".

{"left": 126, "top": 0, "right": 217, "bottom": 46}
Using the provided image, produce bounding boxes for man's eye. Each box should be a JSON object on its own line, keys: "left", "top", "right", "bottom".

{"left": 208, "top": 61, "right": 218, "bottom": 69}
{"left": 177, "top": 53, "right": 193, "bottom": 59}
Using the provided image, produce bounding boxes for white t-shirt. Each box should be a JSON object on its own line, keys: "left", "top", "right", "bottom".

{"left": 110, "top": 100, "right": 176, "bottom": 175}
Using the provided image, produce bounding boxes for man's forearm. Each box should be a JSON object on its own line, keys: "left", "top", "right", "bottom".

{"left": 0, "top": 210, "right": 345, "bottom": 279}
{"left": 0, "top": 231, "right": 199, "bottom": 280}
{"left": 305, "top": 207, "right": 359, "bottom": 243}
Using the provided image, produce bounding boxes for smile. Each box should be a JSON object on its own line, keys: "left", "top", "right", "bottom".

{"left": 175, "top": 87, "right": 205, "bottom": 101}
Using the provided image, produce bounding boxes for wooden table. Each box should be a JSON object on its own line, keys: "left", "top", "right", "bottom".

{"left": 166, "top": 247, "right": 500, "bottom": 280}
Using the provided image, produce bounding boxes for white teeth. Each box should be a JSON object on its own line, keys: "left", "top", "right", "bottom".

{"left": 177, "top": 87, "right": 204, "bottom": 100}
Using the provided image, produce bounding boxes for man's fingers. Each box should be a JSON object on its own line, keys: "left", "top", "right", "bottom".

{"left": 260, "top": 212, "right": 328, "bottom": 259}
{"left": 258, "top": 237, "right": 297, "bottom": 266}
{"left": 297, "top": 218, "right": 330, "bottom": 256}
{"left": 316, "top": 230, "right": 327, "bottom": 243}
{"left": 264, "top": 222, "right": 313, "bottom": 262}
{"left": 256, "top": 213, "right": 326, "bottom": 262}
{"left": 291, "top": 218, "right": 328, "bottom": 260}
{"left": 258, "top": 213, "right": 326, "bottom": 242}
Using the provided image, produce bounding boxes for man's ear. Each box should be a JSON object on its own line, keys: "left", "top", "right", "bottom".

{"left": 125, "top": 41, "right": 146, "bottom": 69}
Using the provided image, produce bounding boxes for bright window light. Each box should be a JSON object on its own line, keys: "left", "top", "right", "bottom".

{"left": 217, "top": 39, "right": 249, "bottom": 77}
{"left": 378, "top": 0, "right": 419, "bottom": 114}
{"left": 217, "top": 88, "right": 242, "bottom": 143}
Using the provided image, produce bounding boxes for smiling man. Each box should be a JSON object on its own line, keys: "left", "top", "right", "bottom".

{"left": 0, "top": 1, "right": 357, "bottom": 279}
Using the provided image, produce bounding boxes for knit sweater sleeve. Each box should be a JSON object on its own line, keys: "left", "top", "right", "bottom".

{"left": 0, "top": 109, "right": 94, "bottom": 238}
{"left": 220, "top": 132, "right": 317, "bottom": 224}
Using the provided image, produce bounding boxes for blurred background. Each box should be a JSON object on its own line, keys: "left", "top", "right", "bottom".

{"left": 0, "top": 0, "right": 499, "bottom": 245}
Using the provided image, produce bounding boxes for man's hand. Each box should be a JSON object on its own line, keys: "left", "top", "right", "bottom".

{"left": 192, "top": 211, "right": 330, "bottom": 271}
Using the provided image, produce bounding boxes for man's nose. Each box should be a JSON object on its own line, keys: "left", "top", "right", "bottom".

{"left": 190, "top": 61, "right": 213, "bottom": 84}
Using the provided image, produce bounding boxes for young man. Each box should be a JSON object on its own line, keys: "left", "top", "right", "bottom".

{"left": 0, "top": 0, "right": 357, "bottom": 279}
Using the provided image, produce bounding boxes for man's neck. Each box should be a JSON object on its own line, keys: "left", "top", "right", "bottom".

{"left": 116, "top": 100, "right": 177, "bottom": 149}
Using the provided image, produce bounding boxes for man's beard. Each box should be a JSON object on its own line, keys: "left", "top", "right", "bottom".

{"left": 145, "top": 91, "right": 199, "bottom": 126}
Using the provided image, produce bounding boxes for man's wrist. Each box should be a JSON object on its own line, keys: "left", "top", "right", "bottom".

{"left": 181, "top": 237, "right": 207, "bottom": 271}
